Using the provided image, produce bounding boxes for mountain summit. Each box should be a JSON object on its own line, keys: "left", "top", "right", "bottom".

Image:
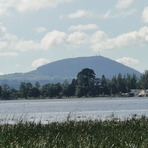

{"left": 0, "top": 56, "right": 141, "bottom": 86}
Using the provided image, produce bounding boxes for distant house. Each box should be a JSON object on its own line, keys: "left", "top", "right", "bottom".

{"left": 138, "top": 90, "right": 146, "bottom": 97}
{"left": 130, "top": 89, "right": 141, "bottom": 97}
{"left": 146, "top": 90, "right": 148, "bottom": 97}
{"left": 131, "top": 89, "right": 148, "bottom": 97}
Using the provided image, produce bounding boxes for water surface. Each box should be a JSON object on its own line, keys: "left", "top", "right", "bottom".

{"left": 0, "top": 97, "right": 147, "bottom": 123}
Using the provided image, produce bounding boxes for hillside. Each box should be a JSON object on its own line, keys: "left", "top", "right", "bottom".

{"left": 0, "top": 56, "right": 141, "bottom": 87}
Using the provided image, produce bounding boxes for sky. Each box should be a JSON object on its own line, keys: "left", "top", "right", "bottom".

{"left": 0, "top": 0, "right": 147, "bottom": 75}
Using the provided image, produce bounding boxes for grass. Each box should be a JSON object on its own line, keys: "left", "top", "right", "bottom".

{"left": 0, "top": 116, "right": 147, "bottom": 148}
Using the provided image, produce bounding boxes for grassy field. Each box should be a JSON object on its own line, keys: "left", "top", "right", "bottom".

{"left": 0, "top": 116, "right": 147, "bottom": 148}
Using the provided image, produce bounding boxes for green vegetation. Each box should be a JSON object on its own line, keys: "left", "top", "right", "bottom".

{"left": 0, "top": 69, "right": 148, "bottom": 100}
{"left": 0, "top": 116, "right": 147, "bottom": 148}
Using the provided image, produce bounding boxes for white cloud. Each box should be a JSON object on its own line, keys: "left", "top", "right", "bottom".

{"left": 68, "top": 10, "right": 95, "bottom": 19}
{"left": 35, "top": 27, "right": 47, "bottom": 34}
{"left": 68, "top": 24, "right": 98, "bottom": 31}
{"left": 66, "top": 8, "right": 136, "bottom": 20}
{"left": 15, "top": 40, "right": 41, "bottom": 51}
{"left": 120, "top": 9, "right": 137, "bottom": 16}
{"left": 0, "top": 24, "right": 89, "bottom": 52}
{"left": 16, "top": 0, "right": 71, "bottom": 12}
{"left": 0, "top": 0, "right": 73, "bottom": 16}
{"left": 116, "top": 0, "right": 134, "bottom": 10}
{"left": 15, "top": 26, "right": 147, "bottom": 52}
{"left": 0, "top": 41, "right": 8, "bottom": 50}
{"left": 15, "top": 64, "right": 21, "bottom": 68}
{"left": 2, "top": 33, "right": 18, "bottom": 41}
{"left": 0, "top": 22, "right": 148, "bottom": 54}
{"left": 142, "top": 7, "right": 148, "bottom": 23}
{"left": 41, "top": 30, "right": 67, "bottom": 49}
{"left": 99, "top": 9, "right": 137, "bottom": 19}
{"left": 116, "top": 57, "right": 139, "bottom": 68}
{"left": 91, "top": 26, "right": 148, "bottom": 51}
{"left": 0, "top": 52, "right": 19, "bottom": 56}
{"left": 90, "top": 31, "right": 108, "bottom": 44}
{"left": 0, "top": 25, "right": 6, "bottom": 33}
{"left": 41, "top": 30, "right": 88, "bottom": 49}
{"left": 0, "top": 72, "right": 4, "bottom": 75}
{"left": 0, "top": 24, "right": 18, "bottom": 50}
{"left": 67, "top": 32, "right": 88, "bottom": 45}
{"left": 0, "top": 7, "right": 12, "bottom": 18}
{"left": 32, "top": 58, "right": 50, "bottom": 68}
{"left": 98, "top": 10, "right": 112, "bottom": 19}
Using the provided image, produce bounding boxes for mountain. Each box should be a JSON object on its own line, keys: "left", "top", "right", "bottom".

{"left": 0, "top": 56, "right": 141, "bottom": 87}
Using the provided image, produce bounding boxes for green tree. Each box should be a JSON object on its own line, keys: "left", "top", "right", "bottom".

{"left": 42, "top": 83, "right": 62, "bottom": 98}
{"left": 0, "top": 85, "right": 2, "bottom": 98}
{"left": 10, "top": 88, "right": 19, "bottom": 99}
{"left": 100, "top": 75, "right": 110, "bottom": 95}
{"left": 41, "top": 83, "right": 51, "bottom": 97}
{"left": 31, "top": 82, "right": 41, "bottom": 98}
{"left": 117, "top": 73, "right": 127, "bottom": 93}
{"left": 111, "top": 76, "right": 118, "bottom": 95}
{"left": 51, "top": 83, "right": 62, "bottom": 98}
{"left": 1, "top": 84, "right": 11, "bottom": 100}
{"left": 19, "top": 82, "right": 27, "bottom": 98}
{"left": 62, "top": 79, "right": 76, "bottom": 97}
{"left": 93, "top": 78, "right": 101, "bottom": 96}
{"left": 68, "top": 79, "right": 76, "bottom": 97}
{"left": 76, "top": 68, "right": 96, "bottom": 97}
{"left": 35, "top": 81, "right": 40, "bottom": 89}
{"left": 19, "top": 82, "right": 33, "bottom": 98}
{"left": 125, "top": 74, "right": 132, "bottom": 92}
{"left": 31, "top": 87, "right": 40, "bottom": 98}
{"left": 140, "top": 70, "right": 148, "bottom": 89}
{"left": 129, "top": 74, "right": 138, "bottom": 89}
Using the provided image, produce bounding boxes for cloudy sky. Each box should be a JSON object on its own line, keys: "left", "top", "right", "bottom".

{"left": 0, "top": 0, "right": 147, "bottom": 75}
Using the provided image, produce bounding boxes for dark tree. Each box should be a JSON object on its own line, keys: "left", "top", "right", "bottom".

{"left": 42, "top": 83, "right": 62, "bottom": 98}
{"left": 100, "top": 75, "right": 110, "bottom": 95}
{"left": 1, "top": 84, "right": 11, "bottom": 100}
{"left": 19, "top": 82, "right": 33, "bottom": 98}
{"left": 51, "top": 83, "right": 62, "bottom": 97}
{"left": 41, "top": 83, "right": 51, "bottom": 97}
{"left": 92, "top": 78, "right": 101, "bottom": 96}
{"left": 35, "top": 81, "right": 40, "bottom": 89}
{"left": 0, "top": 85, "right": 2, "bottom": 98}
{"left": 111, "top": 76, "right": 118, "bottom": 95}
{"left": 31, "top": 87, "right": 40, "bottom": 98}
{"left": 10, "top": 88, "right": 20, "bottom": 99}
{"left": 76, "top": 68, "right": 96, "bottom": 97}
{"left": 117, "top": 73, "right": 127, "bottom": 93}
{"left": 140, "top": 70, "right": 148, "bottom": 89}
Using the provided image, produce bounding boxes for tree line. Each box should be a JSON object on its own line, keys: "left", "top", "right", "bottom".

{"left": 0, "top": 68, "right": 148, "bottom": 100}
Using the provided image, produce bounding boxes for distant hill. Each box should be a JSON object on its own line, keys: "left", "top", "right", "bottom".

{"left": 0, "top": 56, "right": 141, "bottom": 87}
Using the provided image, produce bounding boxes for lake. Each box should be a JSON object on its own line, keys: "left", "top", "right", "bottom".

{"left": 0, "top": 97, "right": 147, "bottom": 124}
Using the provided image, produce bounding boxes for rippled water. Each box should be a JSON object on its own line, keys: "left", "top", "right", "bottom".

{"left": 0, "top": 97, "right": 147, "bottom": 123}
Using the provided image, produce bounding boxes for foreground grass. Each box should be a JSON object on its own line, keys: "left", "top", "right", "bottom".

{"left": 0, "top": 116, "right": 148, "bottom": 148}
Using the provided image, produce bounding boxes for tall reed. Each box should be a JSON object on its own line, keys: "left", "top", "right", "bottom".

{"left": 0, "top": 116, "right": 147, "bottom": 148}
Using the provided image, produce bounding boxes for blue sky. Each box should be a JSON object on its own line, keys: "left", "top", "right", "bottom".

{"left": 0, "top": 0, "right": 147, "bottom": 75}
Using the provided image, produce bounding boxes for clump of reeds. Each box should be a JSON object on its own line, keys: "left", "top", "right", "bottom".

{"left": 0, "top": 115, "right": 147, "bottom": 148}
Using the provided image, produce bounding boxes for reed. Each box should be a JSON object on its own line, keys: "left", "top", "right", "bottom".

{"left": 0, "top": 115, "right": 147, "bottom": 148}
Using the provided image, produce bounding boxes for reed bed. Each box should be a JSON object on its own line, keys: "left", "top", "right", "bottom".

{"left": 0, "top": 115, "right": 147, "bottom": 148}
